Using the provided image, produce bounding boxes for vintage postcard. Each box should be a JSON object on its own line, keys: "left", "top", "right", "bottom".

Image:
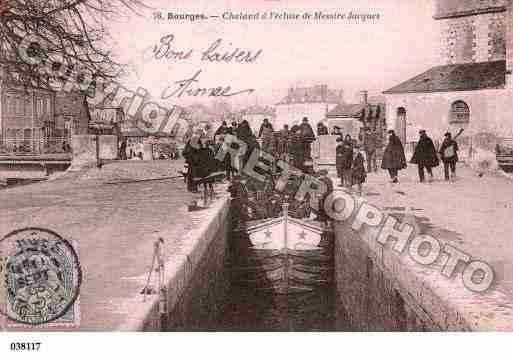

{"left": 1, "top": 0, "right": 513, "bottom": 355}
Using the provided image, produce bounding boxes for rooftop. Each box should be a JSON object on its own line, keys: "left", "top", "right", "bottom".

{"left": 276, "top": 85, "right": 343, "bottom": 105}
{"left": 434, "top": 0, "right": 507, "bottom": 19}
{"left": 327, "top": 102, "right": 385, "bottom": 118}
{"left": 383, "top": 60, "right": 506, "bottom": 95}
{"left": 240, "top": 105, "right": 276, "bottom": 116}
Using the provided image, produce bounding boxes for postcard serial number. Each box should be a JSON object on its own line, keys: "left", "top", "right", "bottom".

{"left": 10, "top": 342, "right": 41, "bottom": 351}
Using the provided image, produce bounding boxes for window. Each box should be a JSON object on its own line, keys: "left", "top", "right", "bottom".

{"left": 8, "top": 96, "right": 15, "bottom": 114}
{"left": 36, "top": 98, "right": 44, "bottom": 116}
{"left": 46, "top": 98, "right": 51, "bottom": 114}
{"left": 450, "top": 101, "right": 470, "bottom": 124}
{"left": 16, "top": 97, "right": 24, "bottom": 115}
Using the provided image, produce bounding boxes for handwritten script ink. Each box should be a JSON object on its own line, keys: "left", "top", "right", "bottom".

{"left": 152, "top": 34, "right": 261, "bottom": 98}
{"left": 161, "top": 70, "right": 255, "bottom": 99}
{"left": 201, "top": 39, "right": 262, "bottom": 63}
{"left": 153, "top": 34, "right": 193, "bottom": 61}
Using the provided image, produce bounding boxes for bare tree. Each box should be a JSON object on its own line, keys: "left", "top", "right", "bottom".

{"left": 0, "top": 0, "right": 149, "bottom": 90}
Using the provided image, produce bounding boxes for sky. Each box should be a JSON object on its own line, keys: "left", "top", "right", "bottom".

{"left": 106, "top": 0, "right": 438, "bottom": 109}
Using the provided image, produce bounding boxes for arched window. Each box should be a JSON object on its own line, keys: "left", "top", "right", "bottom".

{"left": 450, "top": 101, "right": 470, "bottom": 124}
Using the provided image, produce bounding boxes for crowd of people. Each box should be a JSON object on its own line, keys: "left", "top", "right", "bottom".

{"left": 331, "top": 125, "right": 461, "bottom": 193}
{"left": 380, "top": 129, "right": 460, "bottom": 184}
{"left": 256, "top": 116, "right": 317, "bottom": 171}
{"left": 182, "top": 116, "right": 462, "bottom": 198}
{"left": 182, "top": 116, "right": 321, "bottom": 195}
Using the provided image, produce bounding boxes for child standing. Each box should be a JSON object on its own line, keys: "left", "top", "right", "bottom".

{"left": 351, "top": 144, "right": 367, "bottom": 196}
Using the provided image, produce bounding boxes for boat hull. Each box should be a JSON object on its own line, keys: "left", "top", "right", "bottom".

{"left": 231, "top": 233, "right": 334, "bottom": 295}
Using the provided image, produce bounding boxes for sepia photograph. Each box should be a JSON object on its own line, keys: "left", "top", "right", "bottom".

{"left": 0, "top": 0, "right": 512, "bottom": 356}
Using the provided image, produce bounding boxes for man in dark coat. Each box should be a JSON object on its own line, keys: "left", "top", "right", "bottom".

{"left": 237, "top": 120, "right": 259, "bottom": 170}
{"left": 410, "top": 130, "right": 439, "bottom": 183}
{"left": 258, "top": 118, "right": 274, "bottom": 137}
{"left": 118, "top": 137, "right": 127, "bottom": 160}
{"left": 439, "top": 131, "right": 459, "bottom": 182}
{"left": 258, "top": 118, "right": 274, "bottom": 152}
{"left": 381, "top": 130, "right": 407, "bottom": 183}
{"left": 317, "top": 122, "right": 329, "bottom": 136}
{"left": 215, "top": 121, "right": 230, "bottom": 137}
{"left": 315, "top": 169, "right": 334, "bottom": 223}
{"left": 213, "top": 121, "right": 232, "bottom": 179}
{"left": 299, "top": 117, "right": 316, "bottom": 170}
{"left": 336, "top": 138, "right": 353, "bottom": 187}
{"left": 290, "top": 124, "right": 303, "bottom": 169}
{"left": 277, "top": 124, "right": 290, "bottom": 160}
{"left": 351, "top": 144, "right": 367, "bottom": 196}
{"left": 182, "top": 132, "right": 202, "bottom": 192}
{"left": 363, "top": 128, "right": 378, "bottom": 173}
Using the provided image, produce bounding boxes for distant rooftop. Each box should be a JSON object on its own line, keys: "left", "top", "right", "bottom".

{"left": 240, "top": 105, "right": 276, "bottom": 116}
{"left": 327, "top": 102, "right": 385, "bottom": 119}
{"left": 434, "top": 0, "right": 507, "bottom": 19}
{"left": 276, "top": 85, "right": 343, "bottom": 105}
{"left": 383, "top": 60, "right": 506, "bottom": 94}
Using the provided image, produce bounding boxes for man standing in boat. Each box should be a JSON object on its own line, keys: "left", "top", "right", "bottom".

{"left": 258, "top": 118, "right": 274, "bottom": 152}
{"left": 290, "top": 123, "right": 303, "bottom": 169}
{"left": 316, "top": 169, "right": 334, "bottom": 224}
{"left": 277, "top": 124, "right": 290, "bottom": 161}
{"left": 299, "top": 117, "right": 316, "bottom": 171}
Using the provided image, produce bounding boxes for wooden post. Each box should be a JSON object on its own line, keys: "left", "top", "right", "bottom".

{"left": 156, "top": 238, "right": 168, "bottom": 330}
{"left": 282, "top": 202, "right": 289, "bottom": 294}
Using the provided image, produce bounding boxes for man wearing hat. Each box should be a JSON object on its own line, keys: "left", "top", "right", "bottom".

{"left": 299, "top": 117, "right": 316, "bottom": 171}
{"left": 410, "top": 129, "right": 439, "bottom": 183}
{"left": 317, "top": 121, "right": 329, "bottom": 136}
{"left": 439, "top": 131, "right": 459, "bottom": 182}
{"left": 363, "top": 127, "right": 378, "bottom": 173}
{"left": 381, "top": 130, "right": 407, "bottom": 183}
{"left": 315, "top": 169, "right": 334, "bottom": 223}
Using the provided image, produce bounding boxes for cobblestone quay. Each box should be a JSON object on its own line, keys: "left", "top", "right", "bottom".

{"left": 0, "top": 160, "right": 230, "bottom": 331}
{"left": 333, "top": 164, "right": 513, "bottom": 331}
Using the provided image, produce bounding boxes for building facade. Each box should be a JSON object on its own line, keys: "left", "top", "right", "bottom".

{"left": 55, "top": 91, "right": 90, "bottom": 138}
{"left": 326, "top": 91, "right": 385, "bottom": 140}
{"left": 0, "top": 73, "right": 90, "bottom": 153}
{"left": 274, "top": 85, "right": 344, "bottom": 130}
{"left": 384, "top": 0, "right": 513, "bottom": 150}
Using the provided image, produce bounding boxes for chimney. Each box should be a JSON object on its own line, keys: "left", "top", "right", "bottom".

{"left": 320, "top": 84, "right": 328, "bottom": 102}
{"left": 507, "top": 2, "right": 513, "bottom": 88}
{"left": 360, "top": 90, "right": 368, "bottom": 105}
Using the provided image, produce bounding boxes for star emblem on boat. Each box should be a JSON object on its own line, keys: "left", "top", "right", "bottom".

{"left": 264, "top": 229, "right": 272, "bottom": 238}
{"left": 298, "top": 231, "right": 307, "bottom": 240}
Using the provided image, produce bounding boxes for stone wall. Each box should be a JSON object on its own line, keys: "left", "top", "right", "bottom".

{"left": 506, "top": 1, "right": 513, "bottom": 86}
{"left": 334, "top": 223, "right": 443, "bottom": 331}
{"left": 165, "top": 208, "right": 230, "bottom": 330}
{"left": 333, "top": 204, "right": 513, "bottom": 331}
{"left": 70, "top": 134, "right": 118, "bottom": 169}
{"left": 384, "top": 88, "right": 513, "bottom": 143}
{"left": 437, "top": 11, "right": 506, "bottom": 64}
{"left": 117, "top": 197, "right": 230, "bottom": 331}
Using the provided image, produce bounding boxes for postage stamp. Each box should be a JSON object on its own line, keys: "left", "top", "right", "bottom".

{"left": 0, "top": 227, "right": 82, "bottom": 327}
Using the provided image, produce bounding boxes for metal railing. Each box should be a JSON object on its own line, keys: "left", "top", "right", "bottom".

{"left": 0, "top": 137, "right": 72, "bottom": 154}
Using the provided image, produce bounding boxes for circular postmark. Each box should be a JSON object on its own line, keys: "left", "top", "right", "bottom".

{"left": 0, "top": 227, "right": 81, "bottom": 325}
